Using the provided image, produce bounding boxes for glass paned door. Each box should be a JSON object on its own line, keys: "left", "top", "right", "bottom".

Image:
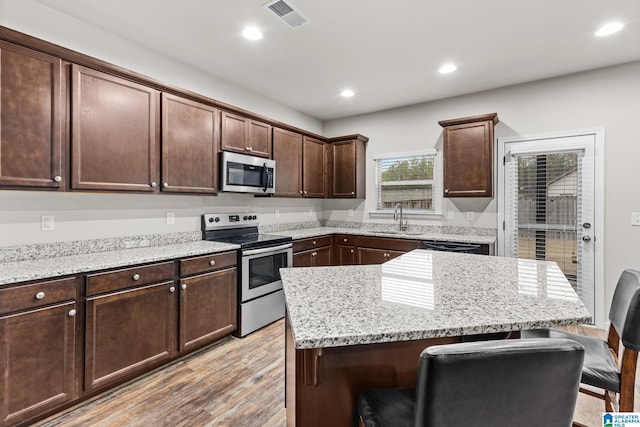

{"left": 502, "top": 134, "right": 596, "bottom": 321}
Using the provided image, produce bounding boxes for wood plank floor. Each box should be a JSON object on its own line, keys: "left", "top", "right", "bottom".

{"left": 35, "top": 321, "right": 637, "bottom": 427}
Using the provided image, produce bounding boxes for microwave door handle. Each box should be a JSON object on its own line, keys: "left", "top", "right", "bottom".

{"left": 262, "top": 164, "right": 268, "bottom": 192}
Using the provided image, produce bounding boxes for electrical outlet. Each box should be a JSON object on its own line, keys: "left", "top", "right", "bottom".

{"left": 41, "top": 215, "right": 55, "bottom": 231}
{"left": 166, "top": 212, "right": 175, "bottom": 225}
{"left": 275, "top": 209, "right": 280, "bottom": 218}
{"left": 466, "top": 211, "right": 474, "bottom": 221}
{"left": 632, "top": 212, "right": 640, "bottom": 226}
{"left": 447, "top": 211, "right": 455, "bottom": 220}
{"left": 348, "top": 209, "right": 354, "bottom": 217}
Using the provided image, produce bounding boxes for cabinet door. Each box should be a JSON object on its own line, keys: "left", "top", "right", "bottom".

{"left": 84, "top": 281, "right": 175, "bottom": 391}
{"left": 161, "top": 94, "right": 218, "bottom": 194}
{"left": 179, "top": 267, "right": 237, "bottom": 353}
{"left": 0, "top": 41, "right": 63, "bottom": 189}
{"left": 220, "top": 112, "right": 271, "bottom": 158}
{"left": 357, "top": 247, "right": 388, "bottom": 265}
{"left": 247, "top": 120, "right": 272, "bottom": 158}
{"left": 293, "top": 251, "right": 313, "bottom": 267}
{"left": 331, "top": 140, "right": 357, "bottom": 198}
{"left": 302, "top": 136, "right": 325, "bottom": 197}
{"left": 443, "top": 120, "right": 493, "bottom": 197}
{"left": 337, "top": 245, "right": 357, "bottom": 265}
{"left": 71, "top": 64, "right": 160, "bottom": 192}
{"left": 0, "top": 302, "right": 76, "bottom": 426}
{"left": 273, "top": 127, "right": 302, "bottom": 197}
{"left": 313, "top": 246, "right": 333, "bottom": 266}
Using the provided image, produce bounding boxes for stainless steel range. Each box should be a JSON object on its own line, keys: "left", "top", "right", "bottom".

{"left": 201, "top": 213, "right": 292, "bottom": 337}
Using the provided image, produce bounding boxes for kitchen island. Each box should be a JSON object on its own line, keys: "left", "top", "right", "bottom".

{"left": 281, "top": 250, "right": 592, "bottom": 426}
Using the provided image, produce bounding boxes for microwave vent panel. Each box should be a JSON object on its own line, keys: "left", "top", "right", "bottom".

{"left": 263, "top": 0, "right": 309, "bottom": 29}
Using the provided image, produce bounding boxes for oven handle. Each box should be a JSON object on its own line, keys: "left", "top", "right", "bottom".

{"left": 242, "top": 242, "right": 293, "bottom": 256}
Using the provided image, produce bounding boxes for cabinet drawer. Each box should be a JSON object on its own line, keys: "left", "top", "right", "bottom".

{"left": 293, "top": 235, "right": 332, "bottom": 253}
{"left": 180, "top": 251, "right": 237, "bottom": 277}
{"left": 356, "top": 236, "right": 422, "bottom": 252}
{"left": 333, "top": 234, "right": 355, "bottom": 246}
{"left": 0, "top": 277, "right": 78, "bottom": 314}
{"left": 86, "top": 261, "right": 175, "bottom": 297}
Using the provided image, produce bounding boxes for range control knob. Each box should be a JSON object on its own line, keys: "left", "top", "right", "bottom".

{"left": 214, "top": 217, "right": 220, "bottom": 222}
{"left": 208, "top": 217, "right": 214, "bottom": 223}
{"left": 252, "top": 215, "right": 257, "bottom": 220}
{"left": 243, "top": 216, "right": 248, "bottom": 220}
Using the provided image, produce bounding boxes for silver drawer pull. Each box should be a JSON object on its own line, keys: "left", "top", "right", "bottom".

{"left": 169, "top": 286, "right": 176, "bottom": 293}
{"left": 132, "top": 274, "right": 141, "bottom": 281}
{"left": 163, "top": 182, "right": 169, "bottom": 188}
{"left": 181, "top": 284, "right": 187, "bottom": 290}
{"left": 209, "top": 260, "right": 216, "bottom": 266}
{"left": 68, "top": 309, "right": 77, "bottom": 317}
{"left": 35, "top": 291, "right": 45, "bottom": 300}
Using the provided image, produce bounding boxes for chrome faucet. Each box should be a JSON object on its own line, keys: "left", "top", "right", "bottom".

{"left": 393, "top": 203, "right": 408, "bottom": 232}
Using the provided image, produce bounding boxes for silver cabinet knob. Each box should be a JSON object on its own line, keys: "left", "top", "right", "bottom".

{"left": 68, "top": 309, "right": 77, "bottom": 317}
{"left": 351, "top": 192, "right": 355, "bottom": 195}
{"left": 132, "top": 274, "right": 140, "bottom": 281}
{"left": 304, "top": 190, "right": 308, "bottom": 194}
{"left": 444, "top": 188, "right": 449, "bottom": 194}
{"left": 181, "top": 284, "right": 187, "bottom": 290}
{"left": 169, "top": 286, "right": 176, "bottom": 293}
{"left": 246, "top": 147, "right": 253, "bottom": 152}
{"left": 311, "top": 252, "right": 317, "bottom": 256}
{"left": 343, "top": 238, "right": 347, "bottom": 242}
{"left": 35, "top": 291, "right": 45, "bottom": 300}
{"left": 53, "top": 175, "right": 62, "bottom": 182}
{"left": 163, "top": 182, "right": 169, "bottom": 188}
{"left": 313, "top": 240, "right": 317, "bottom": 245}
{"left": 150, "top": 182, "right": 157, "bottom": 187}
{"left": 209, "top": 260, "right": 216, "bottom": 266}
{"left": 299, "top": 190, "right": 303, "bottom": 194}
{"left": 350, "top": 249, "right": 354, "bottom": 253}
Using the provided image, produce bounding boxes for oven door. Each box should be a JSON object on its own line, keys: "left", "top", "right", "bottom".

{"left": 241, "top": 243, "right": 292, "bottom": 302}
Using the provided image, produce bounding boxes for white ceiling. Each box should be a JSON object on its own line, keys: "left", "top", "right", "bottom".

{"left": 36, "top": 0, "right": 640, "bottom": 121}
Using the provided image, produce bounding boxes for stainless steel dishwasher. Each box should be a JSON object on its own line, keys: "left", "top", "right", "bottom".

{"left": 421, "top": 240, "right": 482, "bottom": 254}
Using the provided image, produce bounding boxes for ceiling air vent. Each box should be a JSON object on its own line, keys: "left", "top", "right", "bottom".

{"left": 263, "top": 0, "right": 309, "bottom": 29}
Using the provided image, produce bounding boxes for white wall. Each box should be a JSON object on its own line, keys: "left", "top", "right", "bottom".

{"left": 0, "top": 0, "right": 324, "bottom": 246}
{"left": 324, "top": 61, "right": 640, "bottom": 312}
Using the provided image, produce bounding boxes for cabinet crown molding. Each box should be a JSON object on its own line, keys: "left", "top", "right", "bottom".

{"left": 438, "top": 113, "right": 499, "bottom": 128}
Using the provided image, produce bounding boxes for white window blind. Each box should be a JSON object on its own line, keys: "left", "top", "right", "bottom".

{"left": 505, "top": 149, "right": 585, "bottom": 296}
{"left": 375, "top": 152, "right": 436, "bottom": 211}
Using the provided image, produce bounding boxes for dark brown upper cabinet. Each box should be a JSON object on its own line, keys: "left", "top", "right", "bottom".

{"left": 272, "top": 127, "right": 303, "bottom": 197}
{"left": 71, "top": 64, "right": 160, "bottom": 192}
{"left": 327, "top": 135, "right": 368, "bottom": 198}
{"left": 220, "top": 111, "right": 272, "bottom": 158}
{"left": 302, "top": 136, "right": 325, "bottom": 198}
{"left": 161, "top": 94, "right": 219, "bottom": 194}
{"left": 439, "top": 113, "right": 498, "bottom": 198}
{"left": 0, "top": 41, "right": 64, "bottom": 189}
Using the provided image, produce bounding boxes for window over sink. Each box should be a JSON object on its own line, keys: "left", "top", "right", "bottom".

{"left": 374, "top": 150, "right": 437, "bottom": 213}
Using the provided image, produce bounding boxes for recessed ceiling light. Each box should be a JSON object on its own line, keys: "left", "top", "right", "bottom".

{"left": 340, "top": 89, "right": 354, "bottom": 98}
{"left": 595, "top": 22, "right": 624, "bottom": 37}
{"left": 439, "top": 63, "right": 457, "bottom": 74}
{"left": 242, "top": 26, "right": 263, "bottom": 41}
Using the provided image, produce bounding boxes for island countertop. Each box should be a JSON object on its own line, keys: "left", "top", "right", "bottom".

{"left": 281, "top": 249, "right": 592, "bottom": 349}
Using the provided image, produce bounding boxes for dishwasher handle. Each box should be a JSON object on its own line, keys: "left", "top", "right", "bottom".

{"left": 422, "top": 241, "right": 482, "bottom": 254}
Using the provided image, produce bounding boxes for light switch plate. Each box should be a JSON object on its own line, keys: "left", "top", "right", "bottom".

{"left": 41, "top": 215, "right": 55, "bottom": 231}
{"left": 632, "top": 212, "right": 640, "bottom": 226}
{"left": 166, "top": 212, "right": 175, "bottom": 225}
{"left": 348, "top": 209, "right": 354, "bottom": 217}
{"left": 466, "top": 211, "right": 474, "bottom": 221}
{"left": 447, "top": 211, "right": 455, "bottom": 220}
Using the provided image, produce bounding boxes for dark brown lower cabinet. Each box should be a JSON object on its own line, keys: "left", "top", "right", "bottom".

{"left": 293, "top": 246, "right": 332, "bottom": 267}
{"left": 179, "top": 267, "right": 237, "bottom": 352}
{"left": 357, "top": 247, "right": 406, "bottom": 265}
{"left": 84, "top": 281, "right": 176, "bottom": 392}
{"left": 0, "top": 301, "right": 77, "bottom": 427}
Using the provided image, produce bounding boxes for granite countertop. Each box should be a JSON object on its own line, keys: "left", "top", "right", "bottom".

{"left": 0, "top": 241, "right": 239, "bottom": 286}
{"left": 273, "top": 226, "right": 496, "bottom": 245}
{"left": 281, "top": 249, "right": 592, "bottom": 349}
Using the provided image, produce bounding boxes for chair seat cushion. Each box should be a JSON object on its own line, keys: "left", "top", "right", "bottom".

{"left": 522, "top": 328, "right": 620, "bottom": 392}
{"left": 358, "top": 388, "right": 415, "bottom": 427}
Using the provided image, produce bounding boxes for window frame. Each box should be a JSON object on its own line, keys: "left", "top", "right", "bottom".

{"left": 370, "top": 150, "right": 442, "bottom": 218}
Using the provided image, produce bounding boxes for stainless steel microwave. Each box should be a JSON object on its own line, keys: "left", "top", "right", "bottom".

{"left": 220, "top": 151, "right": 276, "bottom": 194}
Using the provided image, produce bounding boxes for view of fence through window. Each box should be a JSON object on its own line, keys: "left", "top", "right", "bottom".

{"left": 376, "top": 154, "right": 435, "bottom": 210}
{"left": 516, "top": 152, "right": 579, "bottom": 288}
